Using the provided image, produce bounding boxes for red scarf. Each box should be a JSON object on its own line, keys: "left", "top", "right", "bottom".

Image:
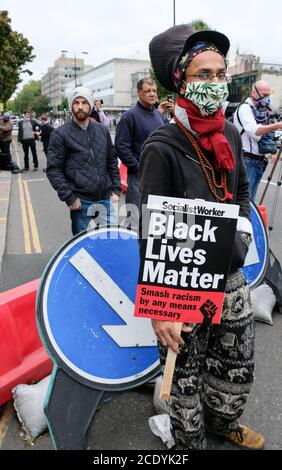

{"left": 176, "top": 96, "right": 235, "bottom": 171}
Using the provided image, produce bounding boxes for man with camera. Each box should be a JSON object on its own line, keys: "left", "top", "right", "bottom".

{"left": 234, "top": 80, "right": 282, "bottom": 200}
{"left": 90, "top": 99, "right": 110, "bottom": 127}
{"left": 115, "top": 77, "right": 174, "bottom": 228}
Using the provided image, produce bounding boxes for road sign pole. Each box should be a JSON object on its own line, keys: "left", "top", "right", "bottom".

{"left": 45, "top": 367, "right": 117, "bottom": 450}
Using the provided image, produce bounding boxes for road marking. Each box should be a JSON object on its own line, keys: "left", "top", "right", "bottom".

{"left": 0, "top": 198, "right": 9, "bottom": 201}
{"left": 12, "top": 141, "right": 42, "bottom": 254}
{"left": 0, "top": 217, "right": 7, "bottom": 222}
{"left": 18, "top": 174, "right": 32, "bottom": 254}
{"left": 23, "top": 178, "right": 45, "bottom": 183}
{"left": 12, "top": 141, "right": 32, "bottom": 253}
{"left": 0, "top": 402, "right": 13, "bottom": 448}
{"left": 261, "top": 179, "right": 276, "bottom": 187}
{"left": 23, "top": 180, "right": 42, "bottom": 253}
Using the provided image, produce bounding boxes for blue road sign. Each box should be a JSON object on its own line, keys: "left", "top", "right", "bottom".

{"left": 241, "top": 201, "right": 269, "bottom": 289}
{"left": 37, "top": 227, "right": 160, "bottom": 391}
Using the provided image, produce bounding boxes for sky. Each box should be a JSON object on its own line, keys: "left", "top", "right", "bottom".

{"left": 2, "top": 0, "right": 282, "bottom": 93}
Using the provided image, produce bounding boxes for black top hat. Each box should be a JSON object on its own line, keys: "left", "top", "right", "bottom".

{"left": 149, "top": 24, "right": 230, "bottom": 93}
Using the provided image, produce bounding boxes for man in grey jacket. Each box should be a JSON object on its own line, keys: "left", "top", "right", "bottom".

{"left": 47, "top": 87, "right": 121, "bottom": 235}
{"left": 18, "top": 111, "right": 40, "bottom": 171}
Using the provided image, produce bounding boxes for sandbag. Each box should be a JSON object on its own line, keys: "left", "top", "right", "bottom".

{"left": 12, "top": 375, "right": 51, "bottom": 440}
{"left": 250, "top": 283, "right": 276, "bottom": 325}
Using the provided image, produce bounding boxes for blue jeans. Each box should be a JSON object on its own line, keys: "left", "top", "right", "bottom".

{"left": 243, "top": 157, "right": 264, "bottom": 201}
{"left": 70, "top": 198, "right": 117, "bottom": 236}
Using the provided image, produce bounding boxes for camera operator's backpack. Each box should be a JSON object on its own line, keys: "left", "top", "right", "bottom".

{"left": 235, "top": 102, "right": 277, "bottom": 154}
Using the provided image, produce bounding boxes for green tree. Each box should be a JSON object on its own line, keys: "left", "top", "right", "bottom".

{"left": 0, "top": 10, "right": 35, "bottom": 103}
{"left": 149, "top": 68, "right": 170, "bottom": 102}
{"left": 191, "top": 19, "right": 211, "bottom": 31}
{"left": 58, "top": 97, "right": 69, "bottom": 112}
{"left": 12, "top": 80, "right": 49, "bottom": 116}
{"left": 150, "top": 19, "right": 211, "bottom": 100}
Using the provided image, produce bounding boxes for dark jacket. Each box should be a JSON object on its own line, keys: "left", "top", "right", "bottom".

{"left": 139, "top": 121, "right": 250, "bottom": 273}
{"left": 41, "top": 122, "right": 55, "bottom": 155}
{"left": 115, "top": 101, "right": 164, "bottom": 174}
{"left": 18, "top": 119, "right": 41, "bottom": 143}
{"left": 0, "top": 118, "right": 13, "bottom": 142}
{"left": 47, "top": 119, "right": 121, "bottom": 206}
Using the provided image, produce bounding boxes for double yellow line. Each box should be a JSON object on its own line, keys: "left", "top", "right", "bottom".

{"left": 13, "top": 142, "right": 42, "bottom": 254}
{"left": 18, "top": 175, "right": 42, "bottom": 253}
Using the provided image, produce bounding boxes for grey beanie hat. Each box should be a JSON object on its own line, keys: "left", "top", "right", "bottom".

{"left": 69, "top": 86, "right": 94, "bottom": 111}
{"left": 149, "top": 24, "right": 230, "bottom": 93}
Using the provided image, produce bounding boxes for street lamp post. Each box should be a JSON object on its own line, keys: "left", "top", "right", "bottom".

{"left": 173, "top": 0, "right": 176, "bottom": 25}
{"left": 61, "top": 50, "right": 88, "bottom": 87}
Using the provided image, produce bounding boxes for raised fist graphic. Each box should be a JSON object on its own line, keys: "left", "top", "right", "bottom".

{"left": 200, "top": 299, "right": 218, "bottom": 324}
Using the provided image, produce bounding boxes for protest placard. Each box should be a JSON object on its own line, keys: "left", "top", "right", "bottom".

{"left": 135, "top": 195, "right": 239, "bottom": 324}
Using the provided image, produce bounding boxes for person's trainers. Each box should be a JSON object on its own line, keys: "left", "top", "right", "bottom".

{"left": 11, "top": 168, "right": 24, "bottom": 174}
{"left": 33, "top": 167, "right": 38, "bottom": 171}
{"left": 227, "top": 425, "right": 265, "bottom": 449}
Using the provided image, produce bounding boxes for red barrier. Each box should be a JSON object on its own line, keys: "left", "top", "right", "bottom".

{"left": 258, "top": 204, "right": 268, "bottom": 229}
{"left": 0, "top": 279, "right": 52, "bottom": 405}
{"left": 119, "top": 163, "right": 128, "bottom": 193}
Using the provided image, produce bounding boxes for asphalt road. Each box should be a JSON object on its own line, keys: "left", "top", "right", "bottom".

{"left": 0, "top": 141, "right": 281, "bottom": 451}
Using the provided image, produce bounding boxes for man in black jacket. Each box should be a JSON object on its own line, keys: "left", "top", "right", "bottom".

{"left": 139, "top": 25, "right": 264, "bottom": 450}
{"left": 115, "top": 78, "right": 174, "bottom": 228}
{"left": 47, "top": 87, "right": 120, "bottom": 235}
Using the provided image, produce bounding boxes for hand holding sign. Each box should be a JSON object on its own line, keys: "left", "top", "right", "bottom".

{"left": 153, "top": 320, "right": 194, "bottom": 401}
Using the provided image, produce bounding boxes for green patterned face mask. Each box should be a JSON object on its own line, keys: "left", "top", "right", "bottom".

{"left": 183, "top": 81, "right": 229, "bottom": 116}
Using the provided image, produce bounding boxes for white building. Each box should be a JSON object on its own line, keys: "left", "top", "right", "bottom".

{"left": 41, "top": 53, "right": 92, "bottom": 112}
{"left": 64, "top": 58, "right": 151, "bottom": 117}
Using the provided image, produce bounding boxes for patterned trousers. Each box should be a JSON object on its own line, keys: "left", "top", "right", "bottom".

{"left": 158, "top": 270, "right": 255, "bottom": 450}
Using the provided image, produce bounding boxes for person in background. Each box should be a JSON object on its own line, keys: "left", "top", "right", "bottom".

{"left": 38, "top": 114, "right": 55, "bottom": 172}
{"left": 0, "top": 112, "right": 23, "bottom": 174}
{"left": 47, "top": 86, "right": 120, "bottom": 236}
{"left": 139, "top": 23, "right": 264, "bottom": 450}
{"left": 18, "top": 111, "right": 41, "bottom": 171}
{"left": 234, "top": 80, "right": 282, "bottom": 200}
{"left": 95, "top": 99, "right": 110, "bottom": 127}
{"left": 89, "top": 99, "right": 110, "bottom": 127}
{"left": 115, "top": 78, "right": 174, "bottom": 228}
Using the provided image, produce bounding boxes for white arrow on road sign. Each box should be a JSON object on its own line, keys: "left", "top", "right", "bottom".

{"left": 69, "top": 248, "right": 157, "bottom": 348}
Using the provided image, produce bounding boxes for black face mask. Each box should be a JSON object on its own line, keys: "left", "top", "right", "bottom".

{"left": 254, "top": 86, "right": 271, "bottom": 110}
{"left": 256, "top": 96, "right": 271, "bottom": 110}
